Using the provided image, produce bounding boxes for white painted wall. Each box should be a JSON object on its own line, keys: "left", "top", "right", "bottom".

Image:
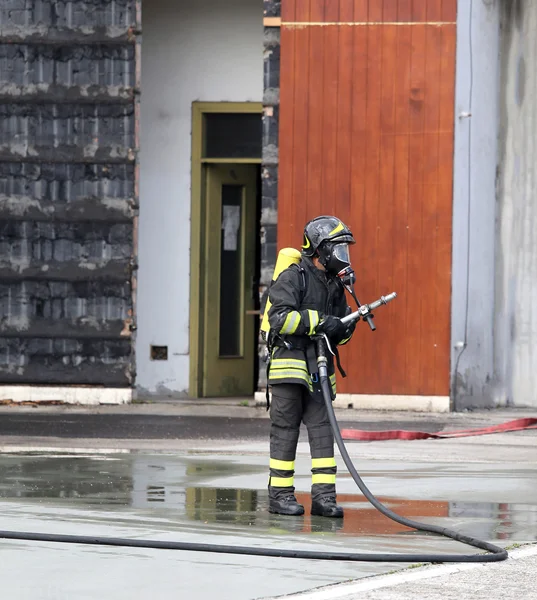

{"left": 136, "top": 0, "right": 263, "bottom": 396}
{"left": 451, "top": 0, "right": 500, "bottom": 409}
{"left": 494, "top": 1, "right": 537, "bottom": 408}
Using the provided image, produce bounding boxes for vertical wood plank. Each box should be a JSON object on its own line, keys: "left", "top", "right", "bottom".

{"left": 368, "top": 0, "right": 384, "bottom": 22}
{"left": 405, "top": 21, "right": 427, "bottom": 393}
{"left": 357, "top": 17, "right": 383, "bottom": 391}
{"left": 294, "top": 0, "right": 311, "bottom": 22}
{"left": 291, "top": 18, "right": 312, "bottom": 236}
{"left": 397, "top": 0, "right": 413, "bottom": 22}
{"left": 382, "top": 0, "right": 399, "bottom": 22}
{"left": 441, "top": 0, "right": 458, "bottom": 22}
{"left": 281, "top": 0, "right": 297, "bottom": 22}
{"left": 353, "top": 0, "right": 369, "bottom": 22}
{"left": 435, "top": 24, "right": 456, "bottom": 395}
{"left": 333, "top": 0, "right": 356, "bottom": 379}
{"left": 335, "top": 0, "right": 354, "bottom": 224}
{"left": 306, "top": 0, "right": 327, "bottom": 219}
{"left": 391, "top": 23, "right": 412, "bottom": 393}
{"left": 340, "top": 18, "right": 369, "bottom": 395}
{"left": 376, "top": 23, "right": 398, "bottom": 391}
{"left": 323, "top": 0, "right": 340, "bottom": 22}
{"left": 319, "top": 0, "right": 340, "bottom": 217}
{"left": 338, "top": 1, "right": 355, "bottom": 28}
{"left": 426, "top": 0, "right": 443, "bottom": 22}
{"left": 419, "top": 23, "right": 442, "bottom": 394}
{"left": 410, "top": 0, "right": 427, "bottom": 22}
{"left": 277, "top": 24, "right": 296, "bottom": 249}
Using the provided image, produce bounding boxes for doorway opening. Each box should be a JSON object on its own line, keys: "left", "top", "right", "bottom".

{"left": 189, "top": 102, "right": 262, "bottom": 397}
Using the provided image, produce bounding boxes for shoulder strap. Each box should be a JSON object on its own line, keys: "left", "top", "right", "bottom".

{"left": 289, "top": 263, "right": 308, "bottom": 304}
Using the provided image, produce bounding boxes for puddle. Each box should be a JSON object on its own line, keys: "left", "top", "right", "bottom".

{"left": 0, "top": 452, "right": 536, "bottom": 600}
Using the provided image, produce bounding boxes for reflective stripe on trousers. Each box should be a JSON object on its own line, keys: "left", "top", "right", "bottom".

{"left": 268, "top": 383, "right": 336, "bottom": 501}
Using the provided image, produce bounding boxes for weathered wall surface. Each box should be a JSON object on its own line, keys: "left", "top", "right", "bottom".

{"left": 0, "top": 0, "right": 139, "bottom": 386}
{"left": 451, "top": 0, "right": 500, "bottom": 409}
{"left": 136, "top": 0, "right": 263, "bottom": 396}
{"left": 262, "top": 0, "right": 280, "bottom": 287}
{"left": 258, "top": 0, "right": 281, "bottom": 389}
{"left": 494, "top": 0, "right": 537, "bottom": 408}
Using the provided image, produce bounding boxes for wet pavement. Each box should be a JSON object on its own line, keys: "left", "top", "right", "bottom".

{"left": 1, "top": 449, "right": 537, "bottom": 599}
{"left": 0, "top": 412, "right": 447, "bottom": 439}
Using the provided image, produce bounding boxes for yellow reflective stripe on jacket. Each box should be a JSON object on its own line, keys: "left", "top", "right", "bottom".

{"left": 270, "top": 476, "right": 294, "bottom": 487}
{"left": 270, "top": 458, "right": 295, "bottom": 471}
{"left": 280, "top": 311, "right": 301, "bottom": 335}
{"left": 308, "top": 310, "right": 320, "bottom": 335}
{"left": 269, "top": 369, "right": 313, "bottom": 391}
{"left": 270, "top": 358, "right": 308, "bottom": 369}
{"left": 312, "top": 474, "right": 336, "bottom": 485}
{"left": 269, "top": 369, "right": 310, "bottom": 382}
{"left": 270, "top": 358, "right": 310, "bottom": 381}
{"left": 311, "top": 457, "right": 337, "bottom": 469}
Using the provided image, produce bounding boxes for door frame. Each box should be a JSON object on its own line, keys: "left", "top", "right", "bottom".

{"left": 189, "top": 101, "right": 263, "bottom": 397}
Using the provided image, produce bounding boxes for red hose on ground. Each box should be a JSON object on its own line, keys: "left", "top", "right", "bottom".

{"left": 340, "top": 417, "right": 537, "bottom": 441}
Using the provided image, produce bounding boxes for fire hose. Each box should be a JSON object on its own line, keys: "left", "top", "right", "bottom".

{"left": 0, "top": 292, "right": 508, "bottom": 563}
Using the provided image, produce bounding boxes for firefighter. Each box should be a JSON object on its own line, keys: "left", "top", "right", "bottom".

{"left": 265, "top": 216, "right": 357, "bottom": 518}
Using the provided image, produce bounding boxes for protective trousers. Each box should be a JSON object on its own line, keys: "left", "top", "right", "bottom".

{"left": 268, "top": 383, "right": 336, "bottom": 501}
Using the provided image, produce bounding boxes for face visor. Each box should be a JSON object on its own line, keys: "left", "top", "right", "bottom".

{"left": 331, "top": 243, "right": 351, "bottom": 268}
{"left": 319, "top": 242, "right": 352, "bottom": 275}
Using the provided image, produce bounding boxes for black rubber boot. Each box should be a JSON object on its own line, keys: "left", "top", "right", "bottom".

{"left": 311, "top": 496, "right": 344, "bottom": 518}
{"left": 269, "top": 494, "right": 305, "bottom": 516}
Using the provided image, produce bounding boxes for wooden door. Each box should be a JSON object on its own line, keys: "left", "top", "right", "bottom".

{"left": 277, "top": 0, "right": 457, "bottom": 397}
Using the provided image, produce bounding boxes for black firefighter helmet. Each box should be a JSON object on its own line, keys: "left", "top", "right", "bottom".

{"left": 301, "top": 215, "right": 356, "bottom": 276}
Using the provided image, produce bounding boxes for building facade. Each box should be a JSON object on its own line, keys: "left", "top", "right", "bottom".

{"left": 0, "top": 0, "right": 536, "bottom": 410}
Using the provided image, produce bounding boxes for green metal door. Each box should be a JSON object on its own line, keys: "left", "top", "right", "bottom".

{"left": 202, "top": 165, "right": 257, "bottom": 397}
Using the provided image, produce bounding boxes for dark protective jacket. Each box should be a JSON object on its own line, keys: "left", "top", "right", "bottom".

{"left": 266, "top": 257, "right": 353, "bottom": 398}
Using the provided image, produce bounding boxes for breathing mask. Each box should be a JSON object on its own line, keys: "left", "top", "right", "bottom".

{"left": 317, "top": 241, "right": 356, "bottom": 293}
{"left": 318, "top": 242, "right": 353, "bottom": 278}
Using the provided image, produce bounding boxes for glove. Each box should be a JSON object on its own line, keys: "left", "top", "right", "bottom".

{"left": 343, "top": 319, "right": 357, "bottom": 339}
{"left": 316, "top": 315, "right": 347, "bottom": 341}
{"left": 343, "top": 307, "right": 359, "bottom": 338}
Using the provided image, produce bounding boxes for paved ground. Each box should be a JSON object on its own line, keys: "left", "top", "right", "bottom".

{"left": 0, "top": 400, "right": 534, "bottom": 441}
{"left": 270, "top": 545, "right": 537, "bottom": 600}
{"left": 0, "top": 400, "right": 536, "bottom": 599}
{"left": 0, "top": 410, "right": 455, "bottom": 440}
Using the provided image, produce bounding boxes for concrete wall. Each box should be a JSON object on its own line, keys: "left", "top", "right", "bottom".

{"left": 494, "top": 0, "right": 537, "bottom": 408}
{"left": 136, "top": 0, "right": 263, "bottom": 396}
{"left": 451, "top": 0, "right": 501, "bottom": 409}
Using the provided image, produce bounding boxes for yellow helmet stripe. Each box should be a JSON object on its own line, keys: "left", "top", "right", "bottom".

{"left": 329, "top": 221, "right": 344, "bottom": 236}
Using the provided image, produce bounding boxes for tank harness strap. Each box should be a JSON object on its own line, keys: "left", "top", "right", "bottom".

{"left": 265, "top": 329, "right": 274, "bottom": 411}
{"left": 264, "top": 265, "right": 309, "bottom": 411}
{"left": 305, "top": 344, "right": 318, "bottom": 383}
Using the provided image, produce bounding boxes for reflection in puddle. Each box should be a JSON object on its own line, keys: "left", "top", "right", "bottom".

{"left": 0, "top": 455, "right": 133, "bottom": 503}
{"left": 0, "top": 453, "right": 536, "bottom": 543}
{"left": 185, "top": 487, "right": 258, "bottom": 525}
{"left": 181, "top": 485, "right": 537, "bottom": 542}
